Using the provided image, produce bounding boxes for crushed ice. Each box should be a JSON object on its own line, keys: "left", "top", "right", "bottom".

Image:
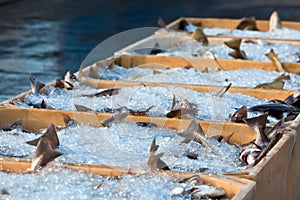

{"left": 100, "top": 66, "right": 300, "bottom": 90}
{"left": 130, "top": 40, "right": 300, "bottom": 63}
{"left": 0, "top": 122, "right": 244, "bottom": 174}
{"left": 0, "top": 168, "right": 196, "bottom": 199}
{"left": 23, "top": 85, "right": 265, "bottom": 121}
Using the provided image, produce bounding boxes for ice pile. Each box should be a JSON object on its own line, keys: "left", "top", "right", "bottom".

{"left": 203, "top": 27, "right": 300, "bottom": 40}
{"left": 0, "top": 122, "right": 243, "bottom": 174}
{"left": 100, "top": 67, "right": 300, "bottom": 90}
{"left": 131, "top": 40, "right": 300, "bottom": 63}
{"left": 0, "top": 168, "right": 195, "bottom": 199}
{"left": 23, "top": 85, "right": 265, "bottom": 121}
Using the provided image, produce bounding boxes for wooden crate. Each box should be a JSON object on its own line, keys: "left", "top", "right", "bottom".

{"left": 0, "top": 108, "right": 299, "bottom": 199}
{"left": 115, "top": 34, "right": 300, "bottom": 72}
{"left": 164, "top": 17, "right": 300, "bottom": 42}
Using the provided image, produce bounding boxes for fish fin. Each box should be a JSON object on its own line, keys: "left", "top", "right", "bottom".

{"left": 231, "top": 106, "right": 247, "bottom": 123}
{"left": 31, "top": 139, "right": 62, "bottom": 170}
{"left": 62, "top": 114, "right": 72, "bottom": 125}
{"left": 147, "top": 152, "right": 169, "bottom": 170}
{"left": 265, "top": 49, "right": 285, "bottom": 72}
{"left": 222, "top": 132, "right": 235, "bottom": 143}
{"left": 191, "top": 28, "right": 208, "bottom": 45}
{"left": 29, "top": 74, "right": 45, "bottom": 94}
{"left": 149, "top": 138, "right": 159, "bottom": 153}
{"left": 269, "top": 11, "right": 282, "bottom": 31}
{"left": 236, "top": 16, "right": 258, "bottom": 30}
{"left": 214, "top": 83, "right": 232, "bottom": 97}
{"left": 10, "top": 119, "right": 23, "bottom": 130}
{"left": 26, "top": 138, "right": 40, "bottom": 146}
{"left": 267, "top": 118, "right": 285, "bottom": 139}
{"left": 101, "top": 111, "right": 129, "bottom": 127}
{"left": 94, "top": 88, "right": 120, "bottom": 97}
{"left": 171, "top": 94, "right": 176, "bottom": 110}
{"left": 243, "top": 113, "right": 269, "bottom": 147}
{"left": 254, "top": 80, "right": 284, "bottom": 89}
{"left": 224, "top": 38, "right": 242, "bottom": 50}
{"left": 75, "top": 104, "right": 95, "bottom": 113}
{"left": 26, "top": 124, "right": 59, "bottom": 148}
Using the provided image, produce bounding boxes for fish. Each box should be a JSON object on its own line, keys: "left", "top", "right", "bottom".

{"left": 178, "top": 19, "right": 199, "bottom": 33}
{"left": 100, "top": 111, "right": 129, "bottom": 128}
{"left": 30, "top": 139, "right": 63, "bottom": 171}
{"left": 82, "top": 88, "right": 120, "bottom": 98}
{"left": 224, "top": 38, "right": 247, "bottom": 59}
{"left": 191, "top": 28, "right": 208, "bottom": 45}
{"left": 147, "top": 138, "right": 170, "bottom": 170}
{"left": 265, "top": 49, "right": 285, "bottom": 72}
{"left": 247, "top": 130, "right": 282, "bottom": 167}
{"left": 269, "top": 11, "right": 282, "bottom": 32}
{"left": 29, "top": 74, "right": 46, "bottom": 94}
{"left": 26, "top": 124, "right": 59, "bottom": 148}
{"left": 177, "top": 119, "right": 213, "bottom": 149}
{"left": 230, "top": 106, "right": 247, "bottom": 123}
{"left": 236, "top": 16, "right": 258, "bottom": 30}
{"left": 243, "top": 113, "right": 269, "bottom": 148}
{"left": 239, "top": 147, "right": 261, "bottom": 165}
{"left": 213, "top": 83, "right": 232, "bottom": 98}
{"left": 190, "top": 184, "right": 226, "bottom": 199}
{"left": 248, "top": 103, "right": 299, "bottom": 119}
{"left": 167, "top": 97, "right": 197, "bottom": 119}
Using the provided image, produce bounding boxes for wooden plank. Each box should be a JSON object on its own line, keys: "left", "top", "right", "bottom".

{"left": 79, "top": 78, "right": 293, "bottom": 101}
{"left": 167, "top": 17, "right": 300, "bottom": 32}
{"left": 0, "top": 108, "right": 256, "bottom": 145}
{"left": 115, "top": 53, "right": 300, "bottom": 73}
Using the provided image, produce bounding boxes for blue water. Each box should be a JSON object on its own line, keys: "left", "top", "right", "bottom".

{"left": 1, "top": 0, "right": 300, "bottom": 102}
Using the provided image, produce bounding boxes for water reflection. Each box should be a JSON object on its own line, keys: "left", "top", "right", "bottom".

{"left": 0, "top": 20, "right": 64, "bottom": 101}
{"left": 1, "top": 1, "right": 300, "bottom": 102}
